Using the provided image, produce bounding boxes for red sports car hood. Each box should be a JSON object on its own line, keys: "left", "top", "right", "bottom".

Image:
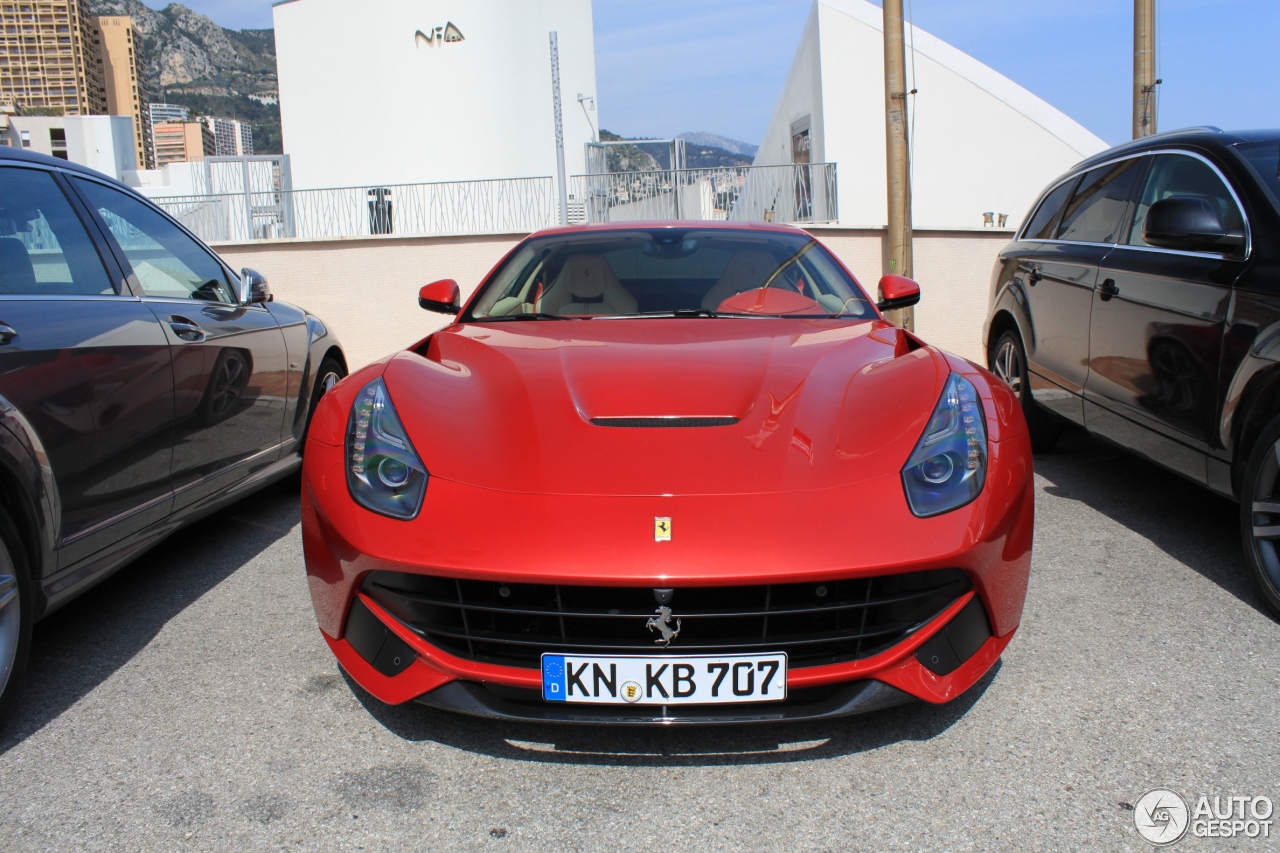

{"left": 383, "top": 318, "right": 950, "bottom": 496}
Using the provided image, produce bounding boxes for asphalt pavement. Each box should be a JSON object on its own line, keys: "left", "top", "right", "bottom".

{"left": 1, "top": 427, "right": 1277, "bottom": 852}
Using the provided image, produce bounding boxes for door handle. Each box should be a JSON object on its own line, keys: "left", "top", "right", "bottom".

{"left": 1097, "top": 278, "right": 1119, "bottom": 302}
{"left": 169, "top": 316, "right": 206, "bottom": 343}
{"left": 0, "top": 323, "right": 16, "bottom": 345}
{"left": 1019, "top": 265, "right": 1042, "bottom": 286}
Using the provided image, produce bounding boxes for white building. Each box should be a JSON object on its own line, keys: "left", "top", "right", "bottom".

{"left": 755, "top": 0, "right": 1108, "bottom": 229}
{"left": 0, "top": 114, "right": 136, "bottom": 179}
{"left": 273, "top": 0, "right": 599, "bottom": 190}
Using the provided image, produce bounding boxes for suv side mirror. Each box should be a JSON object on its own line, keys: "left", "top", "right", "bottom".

{"left": 1144, "top": 197, "right": 1246, "bottom": 254}
{"left": 419, "top": 279, "right": 461, "bottom": 314}
{"left": 240, "top": 268, "right": 272, "bottom": 304}
{"left": 876, "top": 274, "right": 921, "bottom": 312}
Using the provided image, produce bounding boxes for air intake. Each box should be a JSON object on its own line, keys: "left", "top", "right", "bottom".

{"left": 589, "top": 417, "right": 739, "bottom": 428}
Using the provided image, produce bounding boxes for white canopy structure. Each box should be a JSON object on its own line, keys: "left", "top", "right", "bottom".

{"left": 754, "top": 0, "right": 1109, "bottom": 229}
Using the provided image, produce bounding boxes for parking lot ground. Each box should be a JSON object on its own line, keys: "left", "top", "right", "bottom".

{"left": 1, "top": 427, "right": 1278, "bottom": 852}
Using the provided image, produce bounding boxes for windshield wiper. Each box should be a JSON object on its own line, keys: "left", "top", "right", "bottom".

{"left": 472, "top": 312, "right": 574, "bottom": 322}
{"left": 603, "top": 308, "right": 720, "bottom": 319}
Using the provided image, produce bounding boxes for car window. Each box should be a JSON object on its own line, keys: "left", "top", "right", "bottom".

{"left": 1235, "top": 140, "right": 1280, "bottom": 212}
{"left": 72, "top": 178, "right": 237, "bottom": 304}
{"left": 1022, "top": 178, "right": 1077, "bottom": 240}
{"left": 0, "top": 167, "right": 115, "bottom": 296}
{"left": 467, "top": 229, "right": 876, "bottom": 320}
{"left": 1056, "top": 158, "right": 1146, "bottom": 244}
{"left": 1127, "top": 153, "right": 1246, "bottom": 247}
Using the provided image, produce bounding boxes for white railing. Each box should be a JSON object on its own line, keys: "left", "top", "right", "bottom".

{"left": 571, "top": 163, "right": 838, "bottom": 226}
{"left": 153, "top": 177, "right": 560, "bottom": 243}
{"left": 150, "top": 164, "right": 838, "bottom": 244}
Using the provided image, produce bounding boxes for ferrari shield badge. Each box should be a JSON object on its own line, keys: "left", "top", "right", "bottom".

{"left": 654, "top": 517, "right": 672, "bottom": 542}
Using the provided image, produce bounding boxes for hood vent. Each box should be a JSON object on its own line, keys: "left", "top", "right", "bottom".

{"left": 589, "top": 416, "right": 739, "bottom": 428}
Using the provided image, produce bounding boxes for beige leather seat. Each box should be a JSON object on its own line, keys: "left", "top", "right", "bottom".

{"left": 700, "top": 250, "right": 779, "bottom": 312}
{"left": 539, "top": 254, "right": 638, "bottom": 316}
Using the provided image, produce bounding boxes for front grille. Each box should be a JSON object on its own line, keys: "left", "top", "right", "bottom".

{"left": 589, "top": 417, "right": 739, "bottom": 428}
{"left": 361, "top": 569, "right": 970, "bottom": 670}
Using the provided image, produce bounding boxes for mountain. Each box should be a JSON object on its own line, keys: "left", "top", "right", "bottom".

{"left": 677, "top": 132, "right": 759, "bottom": 158}
{"left": 600, "top": 129, "right": 754, "bottom": 172}
{"left": 86, "top": 0, "right": 282, "bottom": 154}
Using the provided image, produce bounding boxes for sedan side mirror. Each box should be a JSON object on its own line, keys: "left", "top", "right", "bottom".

{"left": 240, "top": 268, "right": 272, "bottom": 304}
{"left": 876, "top": 274, "right": 921, "bottom": 312}
{"left": 1143, "top": 197, "right": 1245, "bottom": 254}
{"left": 419, "top": 279, "right": 461, "bottom": 314}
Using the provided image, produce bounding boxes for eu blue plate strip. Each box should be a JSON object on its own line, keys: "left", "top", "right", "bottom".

{"left": 542, "top": 655, "right": 567, "bottom": 702}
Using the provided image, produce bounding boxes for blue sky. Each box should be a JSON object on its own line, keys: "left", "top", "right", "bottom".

{"left": 158, "top": 0, "right": 1277, "bottom": 148}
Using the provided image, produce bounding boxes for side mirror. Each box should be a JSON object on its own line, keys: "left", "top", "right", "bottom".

{"left": 1144, "top": 197, "right": 1245, "bottom": 253}
{"left": 419, "top": 279, "right": 461, "bottom": 315}
{"left": 240, "top": 268, "right": 271, "bottom": 304}
{"left": 876, "top": 274, "right": 921, "bottom": 312}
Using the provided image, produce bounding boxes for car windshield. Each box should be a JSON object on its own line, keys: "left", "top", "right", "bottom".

{"left": 465, "top": 229, "right": 875, "bottom": 320}
{"left": 1236, "top": 140, "right": 1280, "bottom": 212}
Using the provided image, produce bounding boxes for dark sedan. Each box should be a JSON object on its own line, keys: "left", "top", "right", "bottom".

{"left": 984, "top": 127, "right": 1280, "bottom": 617}
{"left": 0, "top": 146, "right": 347, "bottom": 717}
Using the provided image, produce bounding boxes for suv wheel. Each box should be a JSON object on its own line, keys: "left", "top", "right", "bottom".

{"left": 0, "top": 506, "right": 33, "bottom": 722}
{"left": 1238, "top": 415, "right": 1280, "bottom": 618}
{"left": 990, "top": 329, "right": 1063, "bottom": 453}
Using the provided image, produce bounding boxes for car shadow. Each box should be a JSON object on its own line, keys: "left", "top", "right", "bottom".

{"left": 0, "top": 486, "right": 300, "bottom": 753}
{"left": 1034, "top": 425, "right": 1270, "bottom": 616}
{"left": 343, "top": 662, "right": 1002, "bottom": 767}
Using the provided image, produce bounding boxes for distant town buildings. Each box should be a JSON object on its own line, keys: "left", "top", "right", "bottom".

{"left": 147, "top": 102, "right": 190, "bottom": 124}
{"left": 152, "top": 119, "right": 214, "bottom": 167}
{"left": 93, "top": 15, "right": 153, "bottom": 169}
{"left": 0, "top": 0, "right": 106, "bottom": 116}
{"left": 204, "top": 116, "right": 253, "bottom": 157}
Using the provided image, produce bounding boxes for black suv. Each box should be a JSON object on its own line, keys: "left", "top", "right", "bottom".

{"left": 984, "top": 128, "right": 1280, "bottom": 616}
{"left": 0, "top": 147, "right": 347, "bottom": 716}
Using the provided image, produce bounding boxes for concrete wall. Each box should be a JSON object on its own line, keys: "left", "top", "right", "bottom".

{"left": 3, "top": 115, "right": 136, "bottom": 179}
{"left": 273, "top": 0, "right": 598, "bottom": 190}
{"left": 212, "top": 228, "right": 1012, "bottom": 372}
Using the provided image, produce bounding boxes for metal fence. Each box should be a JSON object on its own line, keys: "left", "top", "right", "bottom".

{"left": 570, "top": 163, "right": 838, "bottom": 226}
{"left": 149, "top": 164, "right": 837, "bottom": 244}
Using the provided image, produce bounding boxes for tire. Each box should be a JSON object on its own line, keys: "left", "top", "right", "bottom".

{"left": 989, "top": 329, "right": 1063, "bottom": 453}
{"left": 282, "top": 356, "right": 347, "bottom": 493}
{"left": 1237, "top": 415, "right": 1280, "bottom": 618}
{"left": 0, "top": 505, "right": 33, "bottom": 724}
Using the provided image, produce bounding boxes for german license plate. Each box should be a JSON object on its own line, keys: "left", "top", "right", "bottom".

{"left": 541, "top": 653, "right": 787, "bottom": 705}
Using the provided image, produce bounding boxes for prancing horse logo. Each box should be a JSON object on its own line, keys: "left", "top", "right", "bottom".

{"left": 646, "top": 606, "right": 681, "bottom": 646}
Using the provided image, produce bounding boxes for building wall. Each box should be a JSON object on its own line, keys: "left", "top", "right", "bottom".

{"left": 94, "top": 16, "right": 152, "bottom": 170}
{"left": 2, "top": 113, "right": 133, "bottom": 175}
{"left": 0, "top": 0, "right": 105, "bottom": 116}
{"left": 209, "top": 227, "right": 1009, "bottom": 371}
{"left": 153, "top": 120, "right": 213, "bottom": 166}
{"left": 273, "top": 0, "right": 599, "bottom": 190}
{"left": 755, "top": 0, "right": 1108, "bottom": 231}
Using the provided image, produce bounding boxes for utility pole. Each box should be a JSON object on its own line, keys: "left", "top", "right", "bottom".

{"left": 1133, "top": 0, "right": 1160, "bottom": 138}
{"left": 882, "top": 0, "right": 914, "bottom": 330}
{"left": 549, "top": 32, "right": 569, "bottom": 226}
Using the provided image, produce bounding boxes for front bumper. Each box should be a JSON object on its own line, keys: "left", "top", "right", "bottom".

{"left": 302, "top": 429, "right": 1034, "bottom": 723}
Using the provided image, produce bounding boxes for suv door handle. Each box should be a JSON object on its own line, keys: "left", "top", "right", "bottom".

{"left": 1018, "top": 264, "right": 1042, "bottom": 286}
{"left": 169, "top": 316, "right": 206, "bottom": 343}
{"left": 1097, "top": 278, "right": 1119, "bottom": 302}
{"left": 0, "top": 324, "right": 16, "bottom": 345}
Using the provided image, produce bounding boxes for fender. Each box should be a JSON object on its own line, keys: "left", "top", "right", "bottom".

{"left": 0, "top": 393, "right": 60, "bottom": 608}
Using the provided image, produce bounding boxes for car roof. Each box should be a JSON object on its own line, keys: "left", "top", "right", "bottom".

{"left": 0, "top": 144, "right": 132, "bottom": 188}
{"left": 528, "top": 220, "right": 811, "bottom": 239}
{"left": 1073, "top": 127, "right": 1280, "bottom": 172}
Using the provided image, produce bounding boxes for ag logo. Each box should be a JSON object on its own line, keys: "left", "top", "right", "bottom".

{"left": 1135, "top": 789, "right": 1190, "bottom": 845}
{"left": 654, "top": 517, "right": 671, "bottom": 542}
{"left": 416, "top": 22, "right": 464, "bottom": 48}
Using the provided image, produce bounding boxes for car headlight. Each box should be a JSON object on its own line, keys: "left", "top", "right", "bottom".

{"left": 346, "top": 377, "right": 428, "bottom": 520}
{"left": 902, "top": 373, "right": 987, "bottom": 517}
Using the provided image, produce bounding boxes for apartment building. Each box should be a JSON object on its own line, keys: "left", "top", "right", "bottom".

{"left": 204, "top": 116, "right": 252, "bottom": 157}
{"left": 93, "top": 15, "right": 152, "bottom": 169}
{"left": 0, "top": 0, "right": 106, "bottom": 116}
{"left": 152, "top": 119, "right": 213, "bottom": 167}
